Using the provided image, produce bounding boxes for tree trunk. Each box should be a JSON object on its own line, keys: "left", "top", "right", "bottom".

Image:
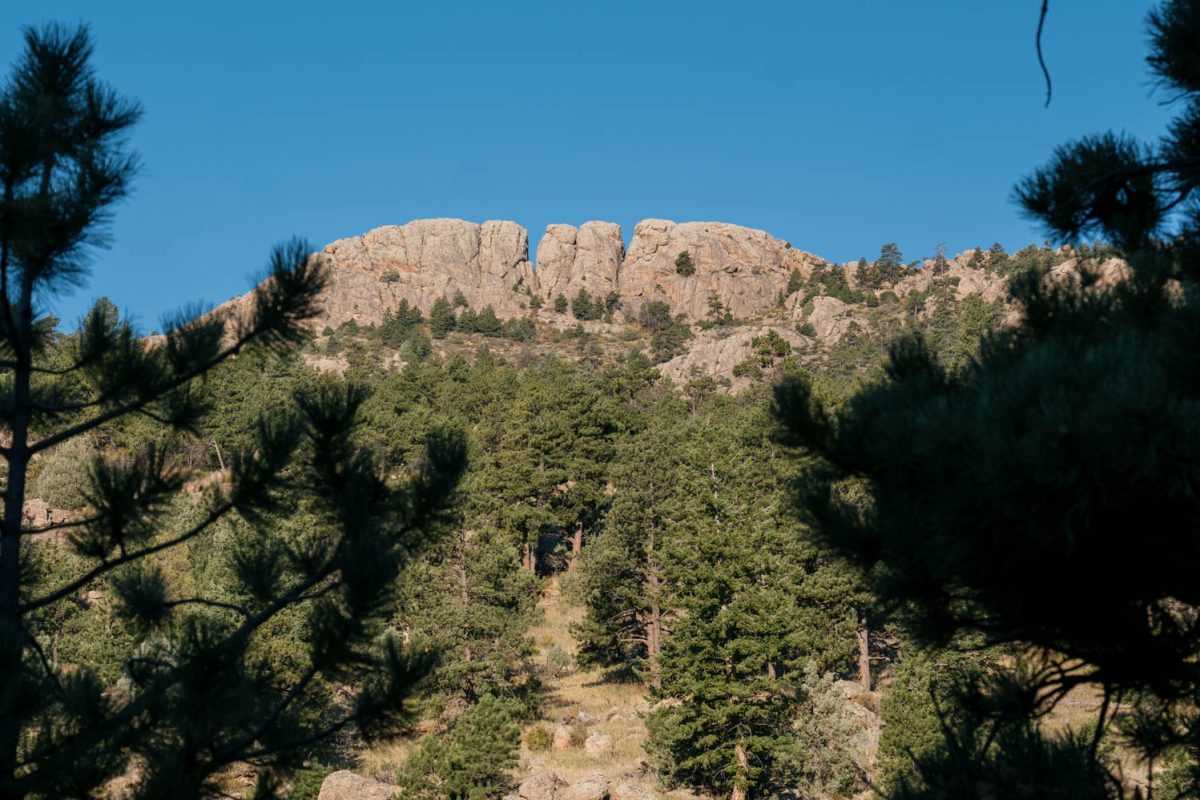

{"left": 646, "top": 526, "right": 662, "bottom": 689}
{"left": 857, "top": 609, "right": 871, "bottom": 692}
{"left": 731, "top": 742, "right": 749, "bottom": 800}
{"left": 521, "top": 537, "right": 537, "bottom": 574}
{"left": 568, "top": 519, "right": 583, "bottom": 571}
{"left": 0, "top": 275, "right": 34, "bottom": 799}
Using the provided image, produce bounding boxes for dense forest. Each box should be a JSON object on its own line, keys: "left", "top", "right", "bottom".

{"left": 5, "top": 2, "right": 1200, "bottom": 799}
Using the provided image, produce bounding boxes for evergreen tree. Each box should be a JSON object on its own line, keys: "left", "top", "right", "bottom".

{"left": 775, "top": 3, "right": 1200, "bottom": 794}
{"left": 396, "top": 694, "right": 521, "bottom": 800}
{"left": 571, "top": 288, "right": 602, "bottom": 321}
{"left": 395, "top": 527, "right": 540, "bottom": 703}
{"left": 573, "top": 398, "right": 685, "bottom": 682}
{"left": 553, "top": 294, "right": 567, "bottom": 314}
{"left": 647, "top": 396, "right": 857, "bottom": 800}
{"left": 0, "top": 26, "right": 467, "bottom": 798}
{"left": 429, "top": 296, "right": 456, "bottom": 338}
{"left": 472, "top": 305, "right": 502, "bottom": 337}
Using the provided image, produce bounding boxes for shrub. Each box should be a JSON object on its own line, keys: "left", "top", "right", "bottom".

{"left": 397, "top": 695, "right": 521, "bottom": 800}
{"left": 33, "top": 435, "right": 96, "bottom": 509}
{"left": 569, "top": 725, "right": 589, "bottom": 748}
{"left": 287, "top": 762, "right": 333, "bottom": 800}
{"left": 554, "top": 294, "right": 568, "bottom": 314}
{"left": 572, "top": 289, "right": 603, "bottom": 321}
{"left": 546, "top": 645, "right": 573, "bottom": 677}
{"left": 525, "top": 724, "right": 552, "bottom": 752}
{"left": 732, "top": 360, "right": 762, "bottom": 379}
{"left": 380, "top": 269, "right": 400, "bottom": 283}
{"left": 675, "top": 250, "right": 696, "bottom": 276}
{"left": 787, "top": 269, "right": 805, "bottom": 295}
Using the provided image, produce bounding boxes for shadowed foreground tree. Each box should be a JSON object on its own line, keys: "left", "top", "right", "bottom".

{"left": 0, "top": 25, "right": 466, "bottom": 799}
{"left": 775, "top": 1, "right": 1200, "bottom": 796}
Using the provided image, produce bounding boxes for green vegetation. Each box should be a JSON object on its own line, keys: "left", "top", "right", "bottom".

{"left": 674, "top": 250, "right": 696, "bottom": 276}
{"left": 775, "top": 3, "right": 1200, "bottom": 796}
{"left": 0, "top": 25, "right": 466, "bottom": 798}
{"left": 7, "top": 13, "right": 1187, "bottom": 800}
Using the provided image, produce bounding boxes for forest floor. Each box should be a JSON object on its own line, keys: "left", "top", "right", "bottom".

{"left": 519, "top": 576, "right": 698, "bottom": 799}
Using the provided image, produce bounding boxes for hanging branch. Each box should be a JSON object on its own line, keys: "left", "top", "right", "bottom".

{"left": 1037, "top": 1, "right": 1052, "bottom": 107}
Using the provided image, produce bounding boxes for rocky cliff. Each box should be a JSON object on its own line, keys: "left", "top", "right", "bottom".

{"left": 220, "top": 217, "right": 823, "bottom": 330}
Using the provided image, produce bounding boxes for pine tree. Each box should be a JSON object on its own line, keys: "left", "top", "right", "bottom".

{"left": 429, "top": 296, "right": 456, "bottom": 338}
{"left": 775, "top": 2, "right": 1200, "bottom": 794}
{"left": 573, "top": 398, "right": 685, "bottom": 682}
{"left": 396, "top": 694, "right": 521, "bottom": 800}
{"left": 646, "top": 396, "right": 857, "bottom": 800}
{"left": 396, "top": 526, "right": 540, "bottom": 703}
{"left": 0, "top": 26, "right": 467, "bottom": 798}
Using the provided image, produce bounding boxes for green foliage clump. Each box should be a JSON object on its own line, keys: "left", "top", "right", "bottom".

{"left": 674, "top": 250, "right": 695, "bottom": 276}
{"left": 786, "top": 269, "right": 805, "bottom": 296}
{"left": 33, "top": 435, "right": 97, "bottom": 509}
{"left": 553, "top": 294, "right": 568, "bottom": 314}
{"left": 377, "top": 299, "right": 424, "bottom": 348}
{"left": 286, "top": 762, "right": 333, "bottom": 800}
{"left": 380, "top": 269, "right": 401, "bottom": 283}
{"left": 396, "top": 695, "right": 521, "bottom": 800}
{"left": 524, "top": 723, "right": 552, "bottom": 752}
{"left": 804, "top": 262, "right": 864, "bottom": 304}
{"left": 429, "top": 296, "right": 456, "bottom": 338}
{"left": 776, "top": 4, "right": 1200, "bottom": 794}
{"left": 876, "top": 649, "right": 990, "bottom": 793}
{"left": 636, "top": 301, "right": 692, "bottom": 363}
{"left": 787, "top": 666, "right": 870, "bottom": 798}
{"left": 571, "top": 289, "right": 603, "bottom": 321}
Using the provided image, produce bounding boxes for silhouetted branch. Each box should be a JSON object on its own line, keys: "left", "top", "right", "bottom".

{"left": 1037, "top": 1, "right": 1052, "bottom": 107}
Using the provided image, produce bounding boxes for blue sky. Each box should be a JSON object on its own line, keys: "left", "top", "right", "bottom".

{"left": 1, "top": 1, "right": 1173, "bottom": 328}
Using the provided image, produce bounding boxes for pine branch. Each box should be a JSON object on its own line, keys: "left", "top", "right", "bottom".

{"left": 210, "top": 663, "right": 320, "bottom": 766}
{"left": 17, "top": 500, "right": 235, "bottom": 614}
{"left": 28, "top": 333, "right": 251, "bottom": 455}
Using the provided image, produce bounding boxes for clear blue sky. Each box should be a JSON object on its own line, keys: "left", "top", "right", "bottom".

{"left": 2, "top": 1, "right": 1173, "bottom": 328}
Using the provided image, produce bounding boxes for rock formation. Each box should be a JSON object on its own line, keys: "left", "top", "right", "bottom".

{"left": 318, "top": 218, "right": 538, "bottom": 325}
{"left": 535, "top": 222, "right": 624, "bottom": 305}
{"left": 216, "top": 217, "right": 824, "bottom": 332}
{"left": 658, "top": 325, "right": 810, "bottom": 389}
{"left": 317, "top": 770, "right": 394, "bottom": 800}
{"left": 618, "top": 220, "right": 819, "bottom": 321}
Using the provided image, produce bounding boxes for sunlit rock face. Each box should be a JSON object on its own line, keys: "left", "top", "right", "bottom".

{"left": 617, "top": 219, "right": 821, "bottom": 321}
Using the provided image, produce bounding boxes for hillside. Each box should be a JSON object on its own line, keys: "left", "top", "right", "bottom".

{"left": 232, "top": 217, "right": 1121, "bottom": 391}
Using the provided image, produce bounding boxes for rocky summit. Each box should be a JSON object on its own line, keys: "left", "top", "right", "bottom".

{"left": 217, "top": 217, "right": 824, "bottom": 330}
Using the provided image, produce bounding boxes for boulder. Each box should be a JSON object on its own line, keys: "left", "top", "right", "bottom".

{"left": 552, "top": 724, "right": 572, "bottom": 751}
{"left": 559, "top": 773, "right": 610, "bottom": 800}
{"left": 803, "top": 297, "right": 855, "bottom": 342}
{"left": 611, "top": 782, "right": 657, "bottom": 800}
{"left": 583, "top": 732, "right": 614, "bottom": 756}
{"left": 317, "top": 770, "right": 395, "bottom": 800}
{"left": 658, "top": 325, "right": 808, "bottom": 388}
{"left": 518, "top": 771, "right": 567, "bottom": 800}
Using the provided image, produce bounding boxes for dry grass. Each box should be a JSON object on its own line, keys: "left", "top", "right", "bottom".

{"left": 519, "top": 578, "right": 699, "bottom": 800}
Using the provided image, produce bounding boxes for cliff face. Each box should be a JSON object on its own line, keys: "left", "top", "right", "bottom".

{"left": 318, "top": 218, "right": 538, "bottom": 325}
{"left": 619, "top": 220, "right": 820, "bottom": 320}
{"left": 239, "top": 217, "right": 822, "bottom": 329}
